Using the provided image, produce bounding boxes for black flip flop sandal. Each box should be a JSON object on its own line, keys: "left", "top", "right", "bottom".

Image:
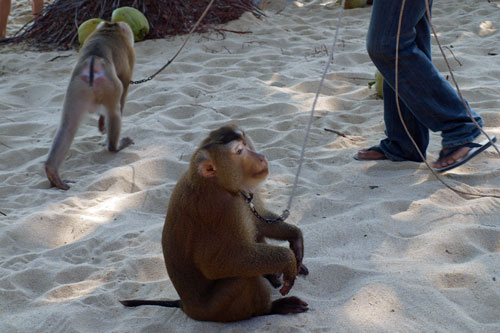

{"left": 435, "top": 137, "right": 497, "bottom": 173}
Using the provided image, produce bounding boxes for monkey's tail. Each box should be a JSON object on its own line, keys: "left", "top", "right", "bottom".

{"left": 120, "top": 299, "right": 181, "bottom": 308}
{"left": 88, "top": 56, "right": 95, "bottom": 87}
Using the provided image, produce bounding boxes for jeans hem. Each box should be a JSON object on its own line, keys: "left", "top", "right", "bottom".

{"left": 378, "top": 144, "right": 415, "bottom": 162}
{"left": 441, "top": 131, "right": 482, "bottom": 149}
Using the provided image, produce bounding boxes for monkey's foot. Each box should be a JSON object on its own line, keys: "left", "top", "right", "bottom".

{"left": 117, "top": 137, "right": 134, "bottom": 151}
{"left": 298, "top": 264, "right": 309, "bottom": 276}
{"left": 270, "top": 296, "right": 309, "bottom": 315}
{"left": 45, "top": 164, "right": 70, "bottom": 190}
{"left": 110, "top": 137, "right": 134, "bottom": 152}
{"left": 264, "top": 273, "right": 282, "bottom": 288}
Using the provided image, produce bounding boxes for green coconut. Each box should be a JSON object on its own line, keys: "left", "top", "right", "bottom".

{"left": 111, "top": 6, "right": 149, "bottom": 42}
{"left": 339, "top": 0, "right": 367, "bottom": 9}
{"left": 78, "top": 18, "right": 105, "bottom": 46}
{"left": 375, "top": 69, "right": 384, "bottom": 99}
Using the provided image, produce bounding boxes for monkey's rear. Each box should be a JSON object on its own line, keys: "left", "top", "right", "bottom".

{"left": 44, "top": 21, "right": 135, "bottom": 190}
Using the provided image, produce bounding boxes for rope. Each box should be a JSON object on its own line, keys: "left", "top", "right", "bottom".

{"left": 393, "top": 0, "right": 500, "bottom": 199}
{"left": 285, "top": 0, "right": 347, "bottom": 211}
{"left": 130, "top": 0, "right": 216, "bottom": 84}
{"left": 423, "top": 0, "right": 499, "bottom": 155}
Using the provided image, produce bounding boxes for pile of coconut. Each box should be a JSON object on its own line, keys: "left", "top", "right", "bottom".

{"left": 0, "top": 0, "right": 263, "bottom": 49}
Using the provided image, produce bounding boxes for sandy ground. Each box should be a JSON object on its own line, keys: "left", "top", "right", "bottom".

{"left": 1, "top": 0, "right": 500, "bottom": 332}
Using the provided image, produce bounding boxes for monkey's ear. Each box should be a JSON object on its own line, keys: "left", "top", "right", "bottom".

{"left": 117, "top": 22, "right": 135, "bottom": 44}
{"left": 198, "top": 160, "right": 216, "bottom": 178}
{"left": 95, "top": 21, "right": 106, "bottom": 31}
{"left": 196, "top": 150, "right": 216, "bottom": 178}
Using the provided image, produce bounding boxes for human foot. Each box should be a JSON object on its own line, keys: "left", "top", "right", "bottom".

{"left": 355, "top": 147, "right": 387, "bottom": 161}
{"left": 433, "top": 137, "right": 496, "bottom": 172}
{"left": 432, "top": 146, "right": 470, "bottom": 169}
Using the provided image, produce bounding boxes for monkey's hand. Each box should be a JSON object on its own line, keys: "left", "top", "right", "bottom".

{"left": 264, "top": 273, "right": 282, "bottom": 288}
{"left": 289, "top": 237, "right": 309, "bottom": 276}
{"left": 279, "top": 259, "right": 297, "bottom": 296}
{"left": 45, "top": 164, "right": 70, "bottom": 190}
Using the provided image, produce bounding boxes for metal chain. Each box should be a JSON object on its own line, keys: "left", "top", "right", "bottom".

{"left": 241, "top": 192, "right": 289, "bottom": 223}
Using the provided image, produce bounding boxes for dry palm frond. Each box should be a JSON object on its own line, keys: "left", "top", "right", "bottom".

{"left": 0, "top": 0, "right": 263, "bottom": 49}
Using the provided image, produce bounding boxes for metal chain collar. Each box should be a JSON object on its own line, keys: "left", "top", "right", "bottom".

{"left": 241, "top": 192, "right": 289, "bottom": 224}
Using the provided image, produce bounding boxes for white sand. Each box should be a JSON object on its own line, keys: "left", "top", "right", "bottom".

{"left": 1, "top": 0, "right": 500, "bottom": 332}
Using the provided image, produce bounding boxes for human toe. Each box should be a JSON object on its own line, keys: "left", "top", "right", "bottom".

{"left": 432, "top": 146, "right": 470, "bottom": 168}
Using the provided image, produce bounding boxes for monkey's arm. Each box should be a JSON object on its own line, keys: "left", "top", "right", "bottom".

{"left": 45, "top": 88, "right": 89, "bottom": 190}
{"left": 257, "top": 219, "right": 309, "bottom": 276}
{"left": 252, "top": 196, "right": 308, "bottom": 276}
{"left": 196, "top": 242, "right": 298, "bottom": 295}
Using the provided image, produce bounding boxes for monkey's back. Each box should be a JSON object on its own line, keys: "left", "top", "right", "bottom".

{"left": 78, "top": 24, "right": 135, "bottom": 84}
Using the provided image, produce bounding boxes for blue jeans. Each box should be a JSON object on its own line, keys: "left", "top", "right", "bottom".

{"left": 366, "top": 0, "right": 483, "bottom": 162}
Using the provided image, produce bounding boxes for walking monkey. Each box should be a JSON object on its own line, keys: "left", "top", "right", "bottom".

{"left": 45, "top": 21, "right": 135, "bottom": 190}
{"left": 121, "top": 125, "right": 309, "bottom": 322}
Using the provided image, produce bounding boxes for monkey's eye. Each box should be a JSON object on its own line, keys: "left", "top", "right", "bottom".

{"left": 235, "top": 145, "right": 244, "bottom": 155}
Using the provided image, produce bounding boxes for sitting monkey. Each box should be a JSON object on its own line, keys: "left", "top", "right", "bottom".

{"left": 121, "top": 125, "right": 309, "bottom": 322}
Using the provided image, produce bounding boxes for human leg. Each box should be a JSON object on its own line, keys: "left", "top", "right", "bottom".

{"left": 377, "top": 81, "right": 430, "bottom": 162}
{"left": 30, "top": 0, "right": 43, "bottom": 17}
{"left": 358, "top": 0, "right": 430, "bottom": 161}
{"left": 364, "top": 0, "right": 483, "bottom": 162}
{"left": 356, "top": 79, "right": 430, "bottom": 162}
{"left": 0, "top": 0, "right": 12, "bottom": 38}
{"left": 0, "top": 0, "right": 43, "bottom": 39}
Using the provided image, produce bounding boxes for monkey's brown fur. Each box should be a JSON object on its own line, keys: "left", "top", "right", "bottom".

{"left": 45, "top": 21, "right": 135, "bottom": 190}
{"left": 121, "top": 125, "right": 309, "bottom": 322}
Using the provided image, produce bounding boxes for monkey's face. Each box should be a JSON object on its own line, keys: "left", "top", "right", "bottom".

{"left": 196, "top": 126, "right": 269, "bottom": 193}
{"left": 197, "top": 139, "right": 269, "bottom": 193}
{"left": 227, "top": 139, "right": 269, "bottom": 191}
